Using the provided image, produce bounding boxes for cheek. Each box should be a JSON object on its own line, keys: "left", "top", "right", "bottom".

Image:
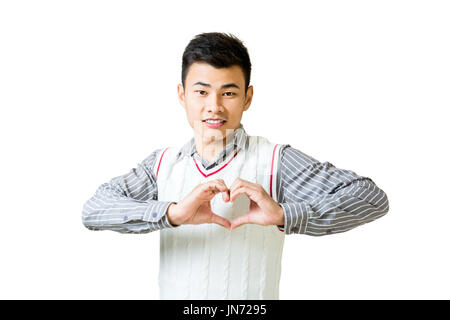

{"left": 228, "top": 107, "right": 244, "bottom": 121}
{"left": 183, "top": 106, "right": 203, "bottom": 129}
{"left": 184, "top": 102, "right": 202, "bottom": 118}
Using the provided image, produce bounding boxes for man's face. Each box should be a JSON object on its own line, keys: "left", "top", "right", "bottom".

{"left": 177, "top": 62, "right": 253, "bottom": 143}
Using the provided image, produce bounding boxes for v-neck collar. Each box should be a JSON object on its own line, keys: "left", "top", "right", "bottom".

{"left": 176, "top": 123, "right": 249, "bottom": 169}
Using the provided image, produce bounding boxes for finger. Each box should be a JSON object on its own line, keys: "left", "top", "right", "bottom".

{"left": 229, "top": 177, "right": 243, "bottom": 192}
{"left": 222, "top": 191, "right": 230, "bottom": 203}
{"left": 201, "top": 183, "right": 223, "bottom": 199}
{"left": 200, "top": 185, "right": 218, "bottom": 201}
{"left": 210, "top": 179, "right": 230, "bottom": 202}
{"left": 211, "top": 213, "right": 231, "bottom": 230}
{"left": 230, "top": 185, "right": 258, "bottom": 202}
{"left": 230, "top": 214, "right": 251, "bottom": 230}
{"left": 230, "top": 178, "right": 255, "bottom": 191}
{"left": 229, "top": 186, "right": 244, "bottom": 202}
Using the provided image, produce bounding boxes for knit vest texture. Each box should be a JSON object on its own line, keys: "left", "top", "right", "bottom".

{"left": 154, "top": 135, "right": 285, "bottom": 299}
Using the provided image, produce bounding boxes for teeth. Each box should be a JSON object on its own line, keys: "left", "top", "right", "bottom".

{"left": 205, "top": 120, "right": 224, "bottom": 123}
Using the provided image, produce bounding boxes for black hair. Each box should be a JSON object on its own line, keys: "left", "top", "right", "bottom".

{"left": 181, "top": 32, "right": 252, "bottom": 95}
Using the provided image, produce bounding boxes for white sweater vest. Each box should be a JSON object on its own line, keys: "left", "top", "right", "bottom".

{"left": 153, "top": 135, "right": 285, "bottom": 300}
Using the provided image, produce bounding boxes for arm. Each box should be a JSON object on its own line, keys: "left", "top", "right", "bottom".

{"left": 81, "top": 148, "right": 177, "bottom": 234}
{"left": 277, "top": 146, "right": 389, "bottom": 236}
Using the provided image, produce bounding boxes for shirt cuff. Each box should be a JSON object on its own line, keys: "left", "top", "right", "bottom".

{"left": 279, "top": 202, "right": 311, "bottom": 234}
{"left": 143, "top": 200, "right": 178, "bottom": 229}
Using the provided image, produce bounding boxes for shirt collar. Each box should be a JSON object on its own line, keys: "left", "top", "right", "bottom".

{"left": 177, "top": 123, "right": 248, "bottom": 160}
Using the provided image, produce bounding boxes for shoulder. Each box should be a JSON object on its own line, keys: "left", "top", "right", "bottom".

{"left": 140, "top": 145, "right": 180, "bottom": 172}
{"left": 247, "top": 135, "right": 322, "bottom": 170}
{"left": 249, "top": 136, "right": 293, "bottom": 162}
{"left": 145, "top": 142, "right": 188, "bottom": 174}
{"left": 279, "top": 145, "right": 322, "bottom": 169}
{"left": 247, "top": 135, "right": 286, "bottom": 151}
{"left": 138, "top": 148, "right": 166, "bottom": 174}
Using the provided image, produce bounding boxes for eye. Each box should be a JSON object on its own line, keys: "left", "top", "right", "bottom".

{"left": 196, "top": 90, "right": 207, "bottom": 96}
{"left": 223, "top": 92, "right": 236, "bottom": 97}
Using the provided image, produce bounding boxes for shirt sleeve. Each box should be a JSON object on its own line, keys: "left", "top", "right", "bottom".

{"left": 81, "top": 148, "right": 178, "bottom": 234}
{"left": 277, "top": 145, "right": 389, "bottom": 236}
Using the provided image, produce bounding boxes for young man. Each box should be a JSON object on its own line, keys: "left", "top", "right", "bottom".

{"left": 82, "top": 32, "right": 389, "bottom": 300}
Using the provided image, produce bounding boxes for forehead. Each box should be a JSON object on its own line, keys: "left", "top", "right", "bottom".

{"left": 185, "top": 62, "right": 245, "bottom": 88}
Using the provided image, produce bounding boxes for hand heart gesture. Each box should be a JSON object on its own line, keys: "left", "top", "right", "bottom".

{"left": 166, "top": 178, "right": 284, "bottom": 230}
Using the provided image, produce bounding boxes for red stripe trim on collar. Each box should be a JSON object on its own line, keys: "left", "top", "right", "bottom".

{"left": 194, "top": 150, "right": 240, "bottom": 178}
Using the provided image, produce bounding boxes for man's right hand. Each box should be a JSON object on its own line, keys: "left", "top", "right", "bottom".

{"left": 166, "top": 179, "right": 231, "bottom": 229}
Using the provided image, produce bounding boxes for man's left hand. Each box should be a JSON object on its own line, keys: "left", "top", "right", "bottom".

{"left": 228, "top": 178, "right": 284, "bottom": 230}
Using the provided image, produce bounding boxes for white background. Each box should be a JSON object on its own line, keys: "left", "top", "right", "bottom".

{"left": 1, "top": 0, "right": 449, "bottom": 299}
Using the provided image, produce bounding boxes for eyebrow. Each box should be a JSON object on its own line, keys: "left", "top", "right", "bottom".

{"left": 192, "top": 81, "right": 240, "bottom": 90}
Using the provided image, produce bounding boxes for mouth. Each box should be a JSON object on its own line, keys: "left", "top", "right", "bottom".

{"left": 202, "top": 119, "right": 227, "bottom": 129}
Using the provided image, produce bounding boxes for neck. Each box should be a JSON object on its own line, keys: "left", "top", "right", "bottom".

{"left": 194, "top": 129, "right": 236, "bottom": 163}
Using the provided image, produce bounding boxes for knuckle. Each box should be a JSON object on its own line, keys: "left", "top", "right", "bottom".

{"left": 202, "top": 183, "right": 214, "bottom": 191}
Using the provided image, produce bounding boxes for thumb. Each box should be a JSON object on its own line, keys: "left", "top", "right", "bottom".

{"left": 211, "top": 213, "right": 231, "bottom": 230}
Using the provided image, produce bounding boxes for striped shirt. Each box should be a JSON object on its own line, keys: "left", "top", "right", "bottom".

{"left": 82, "top": 124, "right": 389, "bottom": 235}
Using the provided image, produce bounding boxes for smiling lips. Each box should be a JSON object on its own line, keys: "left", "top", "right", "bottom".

{"left": 203, "top": 118, "right": 226, "bottom": 128}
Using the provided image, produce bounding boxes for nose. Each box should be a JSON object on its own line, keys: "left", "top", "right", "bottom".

{"left": 205, "top": 94, "right": 224, "bottom": 113}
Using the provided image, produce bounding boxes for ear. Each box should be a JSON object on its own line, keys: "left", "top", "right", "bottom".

{"left": 243, "top": 85, "right": 253, "bottom": 111}
{"left": 177, "top": 83, "right": 186, "bottom": 109}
